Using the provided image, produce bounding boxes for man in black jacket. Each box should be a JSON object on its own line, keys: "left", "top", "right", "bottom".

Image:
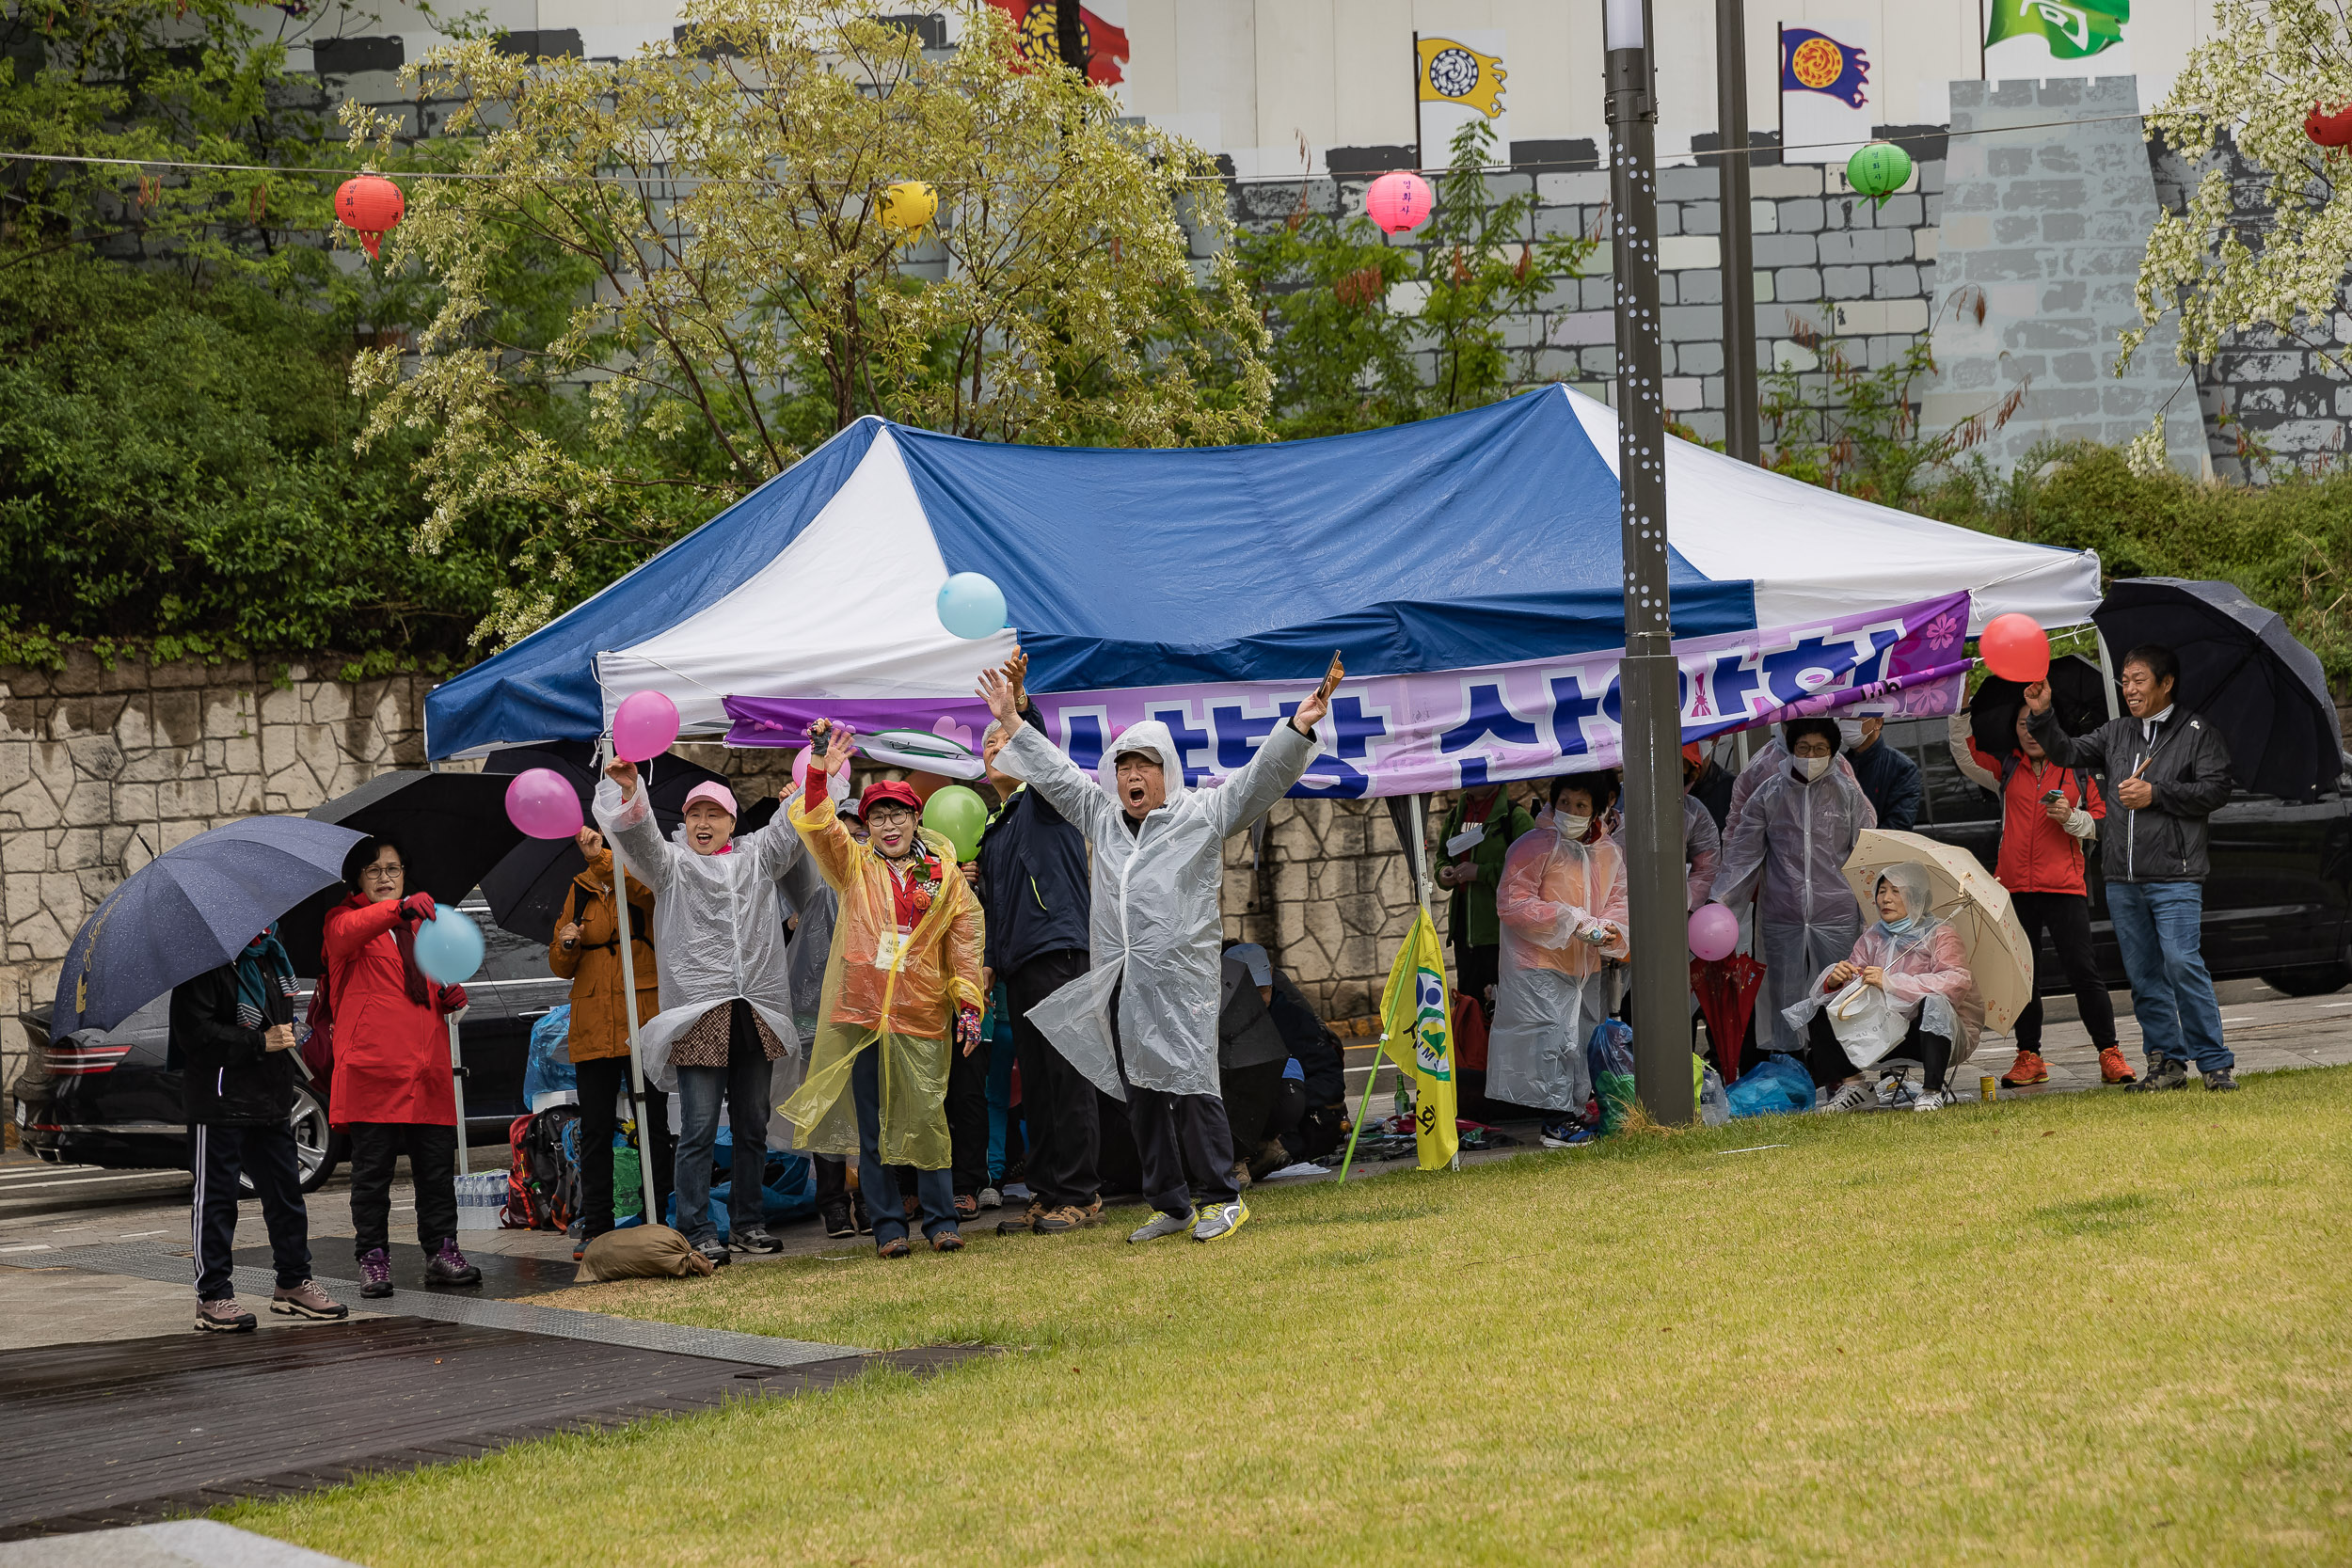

{"left": 1845, "top": 717, "right": 1923, "bottom": 832}
{"left": 972, "top": 661, "right": 1096, "bottom": 1234}
{"left": 2026, "top": 642, "right": 2238, "bottom": 1091}
{"left": 171, "top": 927, "right": 348, "bottom": 1331}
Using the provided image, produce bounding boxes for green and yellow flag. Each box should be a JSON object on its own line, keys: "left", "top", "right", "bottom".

{"left": 1985, "top": 0, "right": 2127, "bottom": 60}
{"left": 1378, "top": 909, "right": 1458, "bottom": 1171}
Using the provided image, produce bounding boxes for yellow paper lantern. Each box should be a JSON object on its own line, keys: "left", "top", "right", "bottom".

{"left": 879, "top": 180, "right": 938, "bottom": 237}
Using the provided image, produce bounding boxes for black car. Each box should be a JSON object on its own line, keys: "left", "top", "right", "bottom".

{"left": 1877, "top": 716, "right": 2352, "bottom": 997}
{"left": 11, "top": 899, "right": 570, "bottom": 1190}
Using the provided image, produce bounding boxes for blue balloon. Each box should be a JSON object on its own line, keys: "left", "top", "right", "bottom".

{"left": 413, "top": 906, "right": 485, "bottom": 985}
{"left": 936, "top": 572, "right": 1008, "bottom": 641}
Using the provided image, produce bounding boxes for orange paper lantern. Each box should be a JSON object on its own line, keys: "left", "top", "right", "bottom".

{"left": 335, "top": 174, "right": 405, "bottom": 260}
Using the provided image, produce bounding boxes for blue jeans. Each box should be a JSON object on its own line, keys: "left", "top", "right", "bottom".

{"left": 852, "top": 1047, "right": 957, "bottom": 1245}
{"left": 673, "top": 1005, "right": 771, "bottom": 1245}
{"left": 2106, "top": 880, "right": 2231, "bottom": 1073}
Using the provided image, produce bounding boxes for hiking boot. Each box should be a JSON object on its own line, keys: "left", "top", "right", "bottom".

{"left": 694, "top": 1239, "right": 732, "bottom": 1268}
{"left": 1539, "top": 1118, "right": 1597, "bottom": 1148}
{"left": 1248, "top": 1137, "right": 1292, "bottom": 1182}
{"left": 1084, "top": 1196, "right": 1104, "bottom": 1223}
{"left": 270, "top": 1279, "right": 348, "bottom": 1321}
{"left": 425, "top": 1238, "right": 482, "bottom": 1289}
{"left": 2098, "top": 1047, "right": 2137, "bottom": 1085}
{"left": 1034, "top": 1204, "right": 1092, "bottom": 1235}
{"left": 195, "top": 1297, "right": 256, "bottom": 1333}
{"left": 357, "top": 1247, "right": 393, "bottom": 1299}
{"left": 731, "top": 1227, "right": 784, "bottom": 1255}
{"left": 820, "top": 1202, "right": 856, "bottom": 1240}
{"left": 876, "top": 1237, "right": 912, "bottom": 1259}
{"left": 930, "top": 1229, "right": 965, "bottom": 1253}
{"left": 954, "top": 1193, "right": 979, "bottom": 1222}
{"left": 978, "top": 1187, "right": 1003, "bottom": 1211}
{"left": 2203, "top": 1068, "right": 2239, "bottom": 1093}
{"left": 1192, "top": 1199, "right": 1250, "bottom": 1243}
{"left": 1999, "top": 1050, "right": 2049, "bottom": 1088}
{"left": 1229, "top": 1162, "right": 1253, "bottom": 1191}
{"left": 1127, "top": 1209, "right": 1196, "bottom": 1243}
{"left": 2125, "top": 1056, "right": 2190, "bottom": 1093}
{"left": 1820, "top": 1080, "right": 1872, "bottom": 1114}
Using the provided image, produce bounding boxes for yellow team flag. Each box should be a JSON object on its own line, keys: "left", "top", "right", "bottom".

{"left": 1377, "top": 908, "right": 1459, "bottom": 1170}
{"left": 1416, "top": 36, "right": 1507, "bottom": 119}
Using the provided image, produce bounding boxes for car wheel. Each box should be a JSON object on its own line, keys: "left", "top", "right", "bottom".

{"left": 232, "top": 1085, "right": 335, "bottom": 1195}
{"left": 2260, "top": 961, "right": 2352, "bottom": 998}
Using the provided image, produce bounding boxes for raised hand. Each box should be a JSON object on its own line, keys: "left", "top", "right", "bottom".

{"left": 1291, "top": 650, "right": 1344, "bottom": 736}
{"left": 2021, "top": 679, "right": 2052, "bottom": 715}
{"left": 977, "top": 666, "right": 1025, "bottom": 737}
{"left": 809, "top": 720, "right": 857, "bottom": 777}
{"left": 605, "top": 757, "right": 640, "bottom": 799}
{"left": 1003, "top": 644, "right": 1030, "bottom": 711}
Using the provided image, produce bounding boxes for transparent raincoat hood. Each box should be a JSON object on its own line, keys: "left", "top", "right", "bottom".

{"left": 1711, "top": 760, "right": 1877, "bottom": 1053}
{"left": 1486, "top": 815, "right": 1630, "bottom": 1114}
{"left": 594, "top": 776, "right": 803, "bottom": 1092}
{"left": 1780, "top": 860, "right": 1984, "bottom": 1062}
{"left": 1001, "top": 718, "right": 1316, "bottom": 1100}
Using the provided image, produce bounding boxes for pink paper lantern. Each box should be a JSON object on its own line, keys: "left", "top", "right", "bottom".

{"left": 1365, "top": 170, "right": 1434, "bottom": 235}
{"left": 1688, "top": 903, "right": 1739, "bottom": 963}
{"left": 612, "top": 690, "right": 680, "bottom": 763}
{"left": 504, "top": 768, "right": 583, "bottom": 840}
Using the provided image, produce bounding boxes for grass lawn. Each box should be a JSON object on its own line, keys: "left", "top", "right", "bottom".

{"left": 228, "top": 1068, "right": 2352, "bottom": 1565}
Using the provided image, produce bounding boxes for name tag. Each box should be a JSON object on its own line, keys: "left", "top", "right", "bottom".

{"left": 872, "top": 928, "right": 906, "bottom": 971}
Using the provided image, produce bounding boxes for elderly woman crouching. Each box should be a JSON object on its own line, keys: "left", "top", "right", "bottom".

{"left": 1783, "top": 863, "right": 1982, "bottom": 1114}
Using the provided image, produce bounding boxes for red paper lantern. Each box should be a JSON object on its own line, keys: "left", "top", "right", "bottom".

{"left": 1364, "top": 170, "right": 1434, "bottom": 235}
{"left": 335, "top": 174, "right": 405, "bottom": 260}
{"left": 2306, "top": 103, "right": 2352, "bottom": 148}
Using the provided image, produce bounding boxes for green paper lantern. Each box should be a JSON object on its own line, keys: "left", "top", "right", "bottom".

{"left": 1846, "top": 141, "right": 1913, "bottom": 208}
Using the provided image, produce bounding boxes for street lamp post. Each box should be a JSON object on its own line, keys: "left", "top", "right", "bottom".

{"left": 1606, "top": 0, "right": 1695, "bottom": 1124}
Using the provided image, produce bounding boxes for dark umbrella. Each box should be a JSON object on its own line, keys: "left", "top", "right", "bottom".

{"left": 477, "top": 744, "right": 733, "bottom": 943}
{"left": 2095, "top": 578, "right": 2345, "bottom": 801}
{"left": 1969, "top": 653, "right": 2113, "bottom": 758}
{"left": 277, "top": 771, "right": 525, "bottom": 974}
{"left": 53, "top": 816, "right": 366, "bottom": 1035}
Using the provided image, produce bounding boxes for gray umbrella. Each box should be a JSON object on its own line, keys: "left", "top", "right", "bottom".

{"left": 53, "top": 816, "right": 366, "bottom": 1035}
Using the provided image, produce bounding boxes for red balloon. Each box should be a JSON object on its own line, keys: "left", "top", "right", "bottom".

{"left": 1979, "top": 612, "right": 2051, "bottom": 684}
{"left": 335, "top": 174, "right": 405, "bottom": 260}
{"left": 2306, "top": 103, "right": 2352, "bottom": 148}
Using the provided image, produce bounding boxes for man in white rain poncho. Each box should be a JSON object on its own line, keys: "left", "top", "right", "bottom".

{"left": 1780, "top": 862, "right": 1982, "bottom": 1113}
{"left": 1489, "top": 773, "right": 1629, "bottom": 1148}
{"left": 595, "top": 762, "right": 803, "bottom": 1267}
{"left": 977, "top": 649, "right": 1342, "bottom": 1246}
{"left": 1706, "top": 717, "right": 1877, "bottom": 1070}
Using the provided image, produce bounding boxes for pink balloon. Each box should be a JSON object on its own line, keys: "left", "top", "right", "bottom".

{"left": 1688, "top": 902, "right": 1739, "bottom": 963}
{"left": 612, "top": 690, "right": 680, "bottom": 763}
{"left": 505, "top": 768, "right": 583, "bottom": 840}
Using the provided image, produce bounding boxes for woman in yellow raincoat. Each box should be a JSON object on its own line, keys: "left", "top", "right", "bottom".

{"left": 779, "top": 722, "right": 986, "bottom": 1256}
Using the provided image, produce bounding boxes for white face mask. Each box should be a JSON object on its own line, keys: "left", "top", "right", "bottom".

{"left": 1555, "top": 813, "right": 1592, "bottom": 839}
{"left": 1836, "top": 719, "right": 1866, "bottom": 751}
{"left": 1793, "top": 754, "right": 1831, "bottom": 783}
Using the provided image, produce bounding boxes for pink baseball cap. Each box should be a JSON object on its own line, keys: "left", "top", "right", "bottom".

{"left": 681, "top": 781, "right": 739, "bottom": 818}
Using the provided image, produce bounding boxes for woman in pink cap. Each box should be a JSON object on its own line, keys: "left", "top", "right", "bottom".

{"left": 595, "top": 762, "right": 805, "bottom": 1268}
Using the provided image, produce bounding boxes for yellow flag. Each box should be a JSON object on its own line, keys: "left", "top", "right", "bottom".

{"left": 1378, "top": 909, "right": 1459, "bottom": 1170}
{"left": 1416, "top": 36, "right": 1507, "bottom": 119}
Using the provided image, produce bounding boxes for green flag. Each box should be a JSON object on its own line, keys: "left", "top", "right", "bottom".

{"left": 1985, "top": 0, "right": 2127, "bottom": 60}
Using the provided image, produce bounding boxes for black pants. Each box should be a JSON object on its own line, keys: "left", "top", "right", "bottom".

{"left": 1806, "top": 1012, "right": 1953, "bottom": 1091}
{"left": 947, "top": 1035, "right": 993, "bottom": 1196}
{"left": 1006, "top": 950, "right": 1099, "bottom": 1211}
{"left": 1111, "top": 980, "right": 1238, "bottom": 1217}
{"left": 1220, "top": 1058, "right": 1290, "bottom": 1157}
{"left": 2010, "top": 890, "right": 2118, "bottom": 1053}
{"left": 574, "top": 1054, "right": 675, "bottom": 1239}
{"left": 1453, "top": 941, "right": 1500, "bottom": 1020}
{"left": 348, "top": 1120, "right": 459, "bottom": 1259}
{"left": 190, "top": 1121, "right": 310, "bottom": 1302}
{"left": 1282, "top": 1101, "right": 1345, "bottom": 1163}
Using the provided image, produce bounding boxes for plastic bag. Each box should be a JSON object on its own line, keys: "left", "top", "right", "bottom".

{"left": 1825, "top": 978, "right": 1907, "bottom": 1069}
{"left": 1697, "top": 1060, "right": 1731, "bottom": 1126}
{"left": 1587, "top": 1017, "right": 1637, "bottom": 1133}
{"left": 1726, "top": 1053, "right": 1815, "bottom": 1117}
{"left": 524, "top": 1005, "right": 577, "bottom": 1106}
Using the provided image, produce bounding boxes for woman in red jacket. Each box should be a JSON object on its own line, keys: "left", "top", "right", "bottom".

{"left": 1949, "top": 708, "right": 2133, "bottom": 1088}
{"left": 325, "top": 837, "right": 481, "bottom": 1297}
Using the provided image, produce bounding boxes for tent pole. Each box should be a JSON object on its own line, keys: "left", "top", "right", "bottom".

{"left": 603, "top": 737, "right": 663, "bottom": 1227}
{"left": 448, "top": 1018, "right": 469, "bottom": 1177}
{"left": 2095, "top": 628, "right": 2123, "bottom": 721}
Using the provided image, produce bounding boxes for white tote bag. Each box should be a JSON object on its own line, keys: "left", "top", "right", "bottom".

{"left": 1825, "top": 978, "right": 1908, "bottom": 1069}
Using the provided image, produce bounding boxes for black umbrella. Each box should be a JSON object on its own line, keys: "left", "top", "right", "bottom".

{"left": 2094, "top": 578, "right": 2344, "bottom": 801}
{"left": 277, "top": 771, "right": 525, "bottom": 974}
{"left": 1969, "top": 653, "right": 2113, "bottom": 758}
{"left": 52, "top": 817, "right": 366, "bottom": 1034}
{"left": 477, "top": 744, "right": 732, "bottom": 943}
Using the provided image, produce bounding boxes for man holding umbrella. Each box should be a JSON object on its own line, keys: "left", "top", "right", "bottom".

{"left": 2026, "top": 644, "right": 2237, "bottom": 1092}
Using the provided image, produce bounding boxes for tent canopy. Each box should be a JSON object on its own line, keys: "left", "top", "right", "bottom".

{"left": 426, "top": 385, "right": 2101, "bottom": 759}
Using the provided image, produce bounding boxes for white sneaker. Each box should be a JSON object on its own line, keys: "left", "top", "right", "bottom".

{"left": 1820, "top": 1080, "right": 1872, "bottom": 1114}
{"left": 1127, "top": 1209, "right": 1196, "bottom": 1243}
{"left": 1913, "top": 1086, "right": 1955, "bottom": 1113}
{"left": 977, "top": 1187, "right": 1002, "bottom": 1211}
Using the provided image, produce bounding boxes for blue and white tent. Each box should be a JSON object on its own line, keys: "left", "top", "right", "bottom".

{"left": 425, "top": 384, "right": 2099, "bottom": 761}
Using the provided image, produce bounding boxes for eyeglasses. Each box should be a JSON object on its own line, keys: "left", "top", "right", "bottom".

{"left": 361, "top": 863, "right": 405, "bottom": 879}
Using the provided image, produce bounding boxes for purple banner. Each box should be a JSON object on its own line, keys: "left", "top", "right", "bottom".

{"left": 723, "top": 593, "right": 1973, "bottom": 800}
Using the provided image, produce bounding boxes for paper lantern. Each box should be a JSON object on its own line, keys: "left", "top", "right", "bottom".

{"left": 334, "top": 174, "right": 405, "bottom": 260}
{"left": 1845, "top": 141, "right": 1913, "bottom": 208}
{"left": 1364, "top": 171, "right": 1434, "bottom": 235}
{"left": 879, "top": 180, "right": 938, "bottom": 236}
{"left": 2306, "top": 103, "right": 2352, "bottom": 148}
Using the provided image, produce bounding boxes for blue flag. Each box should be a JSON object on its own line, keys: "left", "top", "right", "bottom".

{"left": 1781, "top": 26, "right": 1869, "bottom": 108}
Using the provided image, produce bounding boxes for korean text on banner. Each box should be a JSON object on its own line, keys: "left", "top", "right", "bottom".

{"left": 1380, "top": 910, "right": 1459, "bottom": 1172}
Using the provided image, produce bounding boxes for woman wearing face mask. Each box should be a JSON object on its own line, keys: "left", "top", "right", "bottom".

{"left": 1781, "top": 863, "right": 1982, "bottom": 1112}
{"left": 1707, "top": 718, "right": 1877, "bottom": 1070}
{"left": 1488, "top": 773, "right": 1629, "bottom": 1148}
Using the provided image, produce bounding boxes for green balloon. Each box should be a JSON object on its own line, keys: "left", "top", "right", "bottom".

{"left": 1845, "top": 141, "right": 1914, "bottom": 206}
{"left": 922, "top": 784, "right": 988, "bottom": 863}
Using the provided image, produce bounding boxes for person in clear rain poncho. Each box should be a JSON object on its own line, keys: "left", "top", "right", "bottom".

{"left": 779, "top": 726, "right": 987, "bottom": 1256}
{"left": 595, "top": 763, "right": 804, "bottom": 1266}
{"left": 979, "top": 647, "right": 1341, "bottom": 1246}
{"left": 1707, "top": 717, "right": 1877, "bottom": 1063}
{"left": 1781, "top": 862, "right": 1982, "bottom": 1112}
{"left": 1489, "top": 773, "right": 1629, "bottom": 1148}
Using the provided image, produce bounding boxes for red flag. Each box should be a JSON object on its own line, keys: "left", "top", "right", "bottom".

{"left": 985, "top": 0, "right": 1131, "bottom": 85}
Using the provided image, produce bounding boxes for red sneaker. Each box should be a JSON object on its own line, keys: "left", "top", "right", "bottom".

{"left": 2098, "top": 1047, "right": 2137, "bottom": 1085}
{"left": 1999, "top": 1050, "right": 2049, "bottom": 1087}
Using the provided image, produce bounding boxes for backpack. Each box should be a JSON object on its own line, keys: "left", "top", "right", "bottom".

{"left": 501, "top": 1106, "right": 583, "bottom": 1230}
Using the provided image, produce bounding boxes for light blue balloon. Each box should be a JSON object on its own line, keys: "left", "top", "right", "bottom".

{"left": 936, "top": 572, "right": 1008, "bottom": 641}
{"left": 413, "top": 906, "right": 485, "bottom": 985}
